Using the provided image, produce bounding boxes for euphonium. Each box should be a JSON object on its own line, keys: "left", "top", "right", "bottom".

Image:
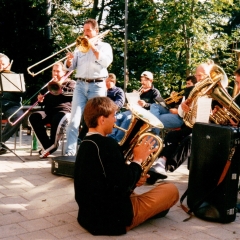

{"left": 114, "top": 104, "right": 164, "bottom": 175}
{"left": 76, "top": 30, "right": 110, "bottom": 53}
{"left": 125, "top": 132, "right": 163, "bottom": 176}
{"left": 183, "top": 65, "right": 228, "bottom": 128}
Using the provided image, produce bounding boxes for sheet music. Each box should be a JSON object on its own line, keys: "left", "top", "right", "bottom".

{"left": 125, "top": 92, "right": 140, "bottom": 105}
{"left": 196, "top": 97, "right": 212, "bottom": 123}
{"left": 0, "top": 73, "right": 25, "bottom": 92}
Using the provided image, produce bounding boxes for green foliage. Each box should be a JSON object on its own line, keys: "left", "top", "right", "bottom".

{"left": 0, "top": 0, "right": 56, "bottom": 102}
{"left": 1, "top": 0, "right": 240, "bottom": 101}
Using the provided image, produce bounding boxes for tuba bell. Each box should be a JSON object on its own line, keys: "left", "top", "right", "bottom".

{"left": 208, "top": 83, "right": 240, "bottom": 126}
{"left": 183, "top": 65, "right": 228, "bottom": 128}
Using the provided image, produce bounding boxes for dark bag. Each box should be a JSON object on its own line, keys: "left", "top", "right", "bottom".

{"left": 180, "top": 123, "right": 240, "bottom": 223}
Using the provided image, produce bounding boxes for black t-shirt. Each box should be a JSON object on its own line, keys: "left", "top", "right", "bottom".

{"left": 39, "top": 79, "right": 75, "bottom": 116}
{"left": 74, "top": 134, "right": 142, "bottom": 235}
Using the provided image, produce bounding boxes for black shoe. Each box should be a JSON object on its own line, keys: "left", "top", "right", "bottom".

{"left": 0, "top": 148, "right": 7, "bottom": 155}
{"left": 150, "top": 209, "right": 170, "bottom": 219}
{"left": 147, "top": 170, "right": 168, "bottom": 185}
{"left": 236, "top": 203, "right": 240, "bottom": 213}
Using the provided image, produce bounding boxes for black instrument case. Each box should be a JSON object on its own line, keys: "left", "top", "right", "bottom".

{"left": 51, "top": 156, "right": 75, "bottom": 178}
{"left": 187, "top": 123, "right": 240, "bottom": 223}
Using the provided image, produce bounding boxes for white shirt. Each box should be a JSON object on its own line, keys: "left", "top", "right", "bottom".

{"left": 65, "top": 40, "right": 113, "bottom": 79}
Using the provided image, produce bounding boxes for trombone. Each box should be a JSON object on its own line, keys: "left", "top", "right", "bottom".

{"left": 27, "top": 43, "right": 75, "bottom": 77}
{"left": 27, "top": 30, "right": 110, "bottom": 77}
{"left": 8, "top": 70, "right": 74, "bottom": 126}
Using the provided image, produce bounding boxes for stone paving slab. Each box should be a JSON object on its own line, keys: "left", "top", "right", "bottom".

{"left": 0, "top": 131, "right": 240, "bottom": 239}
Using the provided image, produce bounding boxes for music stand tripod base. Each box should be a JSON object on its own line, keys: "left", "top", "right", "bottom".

{"left": 0, "top": 142, "right": 25, "bottom": 162}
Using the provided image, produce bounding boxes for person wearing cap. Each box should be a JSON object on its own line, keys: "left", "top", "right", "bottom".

{"left": 108, "top": 71, "right": 161, "bottom": 142}
{"left": 106, "top": 73, "right": 125, "bottom": 110}
{"left": 0, "top": 53, "right": 25, "bottom": 155}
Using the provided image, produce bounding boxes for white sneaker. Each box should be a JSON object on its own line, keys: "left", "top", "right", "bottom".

{"left": 64, "top": 152, "right": 74, "bottom": 156}
{"left": 147, "top": 158, "right": 168, "bottom": 184}
{"left": 154, "top": 157, "right": 166, "bottom": 165}
{"left": 151, "top": 162, "right": 166, "bottom": 174}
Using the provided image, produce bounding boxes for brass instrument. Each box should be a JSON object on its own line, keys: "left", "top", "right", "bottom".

{"left": 8, "top": 70, "right": 73, "bottom": 126}
{"left": 154, "top": 90, "right": 184, "bottom": 110}
{"left": 47, "top": 80, "right": 63, "bottom": 96}
{"left": 27, "top": 30, "right": 110, "bottom": 77}
{"left": 208, "top": 85, "right": 240, "bottom": 126}
{"left": 137, "top": 86, "right": 144, "bottom": 94}
{"left": 164, "top": 90, "right": 184, "bottom": 105}
{"left": 183, "top": 65, "right": 229, "bottom": 128}
{"left": 115, "top": 104, "right": 164, "bottom": 175}
{"left": 76, "top": 30, "right": 110, "bottom": 53}
{"left": 27, "top": 43, "right": 75, "bottom": 77}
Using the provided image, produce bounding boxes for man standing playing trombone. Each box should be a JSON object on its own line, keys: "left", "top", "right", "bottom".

{"left": 64, "top": 18, "right": 113, "bottom": 156}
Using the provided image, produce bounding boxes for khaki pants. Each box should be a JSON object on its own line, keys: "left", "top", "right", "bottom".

{"left": 127, "top": 182, "right": 179, "bottom": 231}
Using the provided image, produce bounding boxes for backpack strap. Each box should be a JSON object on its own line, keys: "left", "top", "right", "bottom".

{"left": 81, "top": 139, "right": 107, "bottom": 178}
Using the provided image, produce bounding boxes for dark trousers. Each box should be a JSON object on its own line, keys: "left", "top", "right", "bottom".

{"left": 2, "top": 106, "right": 24, "bottom": 143}
{"left": 29, "top": 111, "right": 66, "bottom": 150}
{"left": 162, "top": 125, "right": 192, "bottom": 160}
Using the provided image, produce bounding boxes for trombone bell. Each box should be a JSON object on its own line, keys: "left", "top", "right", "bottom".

{"left": 47, "top": 81, "right": 62, "bottom": 95}
{"left": 75, "top": 30, "right": 110, "bottom": 53}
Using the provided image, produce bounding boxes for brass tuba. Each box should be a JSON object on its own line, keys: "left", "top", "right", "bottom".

{"left": 183, "top": 65, "right": 228, "bottom": 128}
{"left": 208, "top": 84, "right": 240, "bottom": 126}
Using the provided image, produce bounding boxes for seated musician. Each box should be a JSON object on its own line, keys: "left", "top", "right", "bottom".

{"left": 106, "top": 73, "right": 125, "bottom": 110}
{"left": 150, "top": 75, "right": 197, "bottom": 135}
{"left": 147, "top": 61, "right": 215, "bottom": 183}
{"left": 0, "top": 53, "right": 25, "bottom": 155}
{"left": 74, "top": 96, "right": 179, "bottom": 235}
{"left": 78, "top": 73, "right": 126, "bottom": 141}
{"left": 108, "top": 71, "right": 161, "bottom": 142}
{"left": 29, "top": 62, "right": 75, "bottom": 158}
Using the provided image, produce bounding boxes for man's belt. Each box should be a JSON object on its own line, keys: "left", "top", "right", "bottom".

{"left": 77, "top": 78, "right": 104, "bottom": 83}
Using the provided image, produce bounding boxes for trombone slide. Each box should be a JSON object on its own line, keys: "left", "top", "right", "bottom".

{"left": 27, "top": 42, "right": 76, "bottom": 77}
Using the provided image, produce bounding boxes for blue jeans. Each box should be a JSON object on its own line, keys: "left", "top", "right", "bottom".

{"left": 108, "top": 110, "right": 132, "bottom": 142}
{"left": 65, "top": 80, "right": 106, "bottom": 155}
{"left": 150, "top": 103, "right": 183, "bottom": 135}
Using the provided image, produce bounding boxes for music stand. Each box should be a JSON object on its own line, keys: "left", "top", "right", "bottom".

{"left": 0, "top": 73, "right": 26, "bottom": 162}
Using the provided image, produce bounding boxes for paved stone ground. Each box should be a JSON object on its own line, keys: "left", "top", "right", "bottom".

{"left": 0, "top": 131, "right": 240, "bottom": 240}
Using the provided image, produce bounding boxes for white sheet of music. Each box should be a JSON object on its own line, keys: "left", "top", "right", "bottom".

{"left": 196, "top": 97, "right": 212, "bottom": 123}
{"left": 125, "top": 92, "right": 140, "bottom": 105}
